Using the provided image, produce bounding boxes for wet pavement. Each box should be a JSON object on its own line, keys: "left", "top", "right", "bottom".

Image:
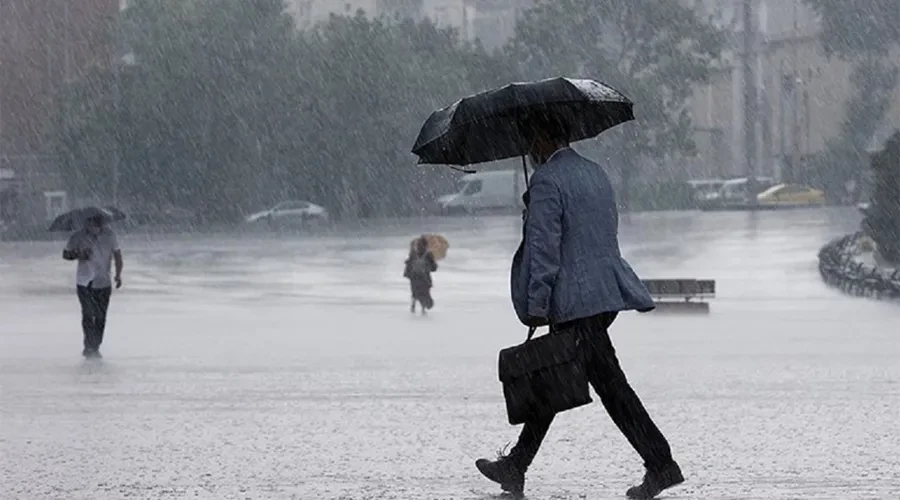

{"left": 1, "top": 208, "right": 898, "bottom": 499}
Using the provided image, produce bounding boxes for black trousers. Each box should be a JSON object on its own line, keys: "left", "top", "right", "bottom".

{"left": 77, "top": 285, "right": 112, "bottom": 350}
{"left": 508, "top": 312, "right": 674, "bottom": 472}
{"left": 409, "top": 279, "right": 434, "bottom": 309}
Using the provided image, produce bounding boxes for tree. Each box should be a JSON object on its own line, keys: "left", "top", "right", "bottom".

{"left": 505, "top": 0, "right": 725, "bottom": 208}
{"left": 48, "top": 1, "right": 518, "bottom": 221}
{"left": 301, "top": 14, "right": 518, "bottom": 217}
{"left": 804, "top": 0, "right": 900, "bottom": 200}
{"left": 52, "top": 0, "right": 307, "bottom": 220}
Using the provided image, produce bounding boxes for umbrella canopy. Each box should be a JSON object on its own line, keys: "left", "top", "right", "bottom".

{"left": 410, "top": 233, "right": 449, "bottom": 260}
{"left": 48, "top": 206, "right": 127, "bottom": 232}
{"left": 411, "top": 77, "right": 634, "bottom": 167}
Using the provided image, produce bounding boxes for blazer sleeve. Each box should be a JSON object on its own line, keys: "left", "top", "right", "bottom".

{"left": 64, "top": 232, "right": 80, "bottom": 252}
{"left": 524, "top": 174, "right": 562, "bottom": 319}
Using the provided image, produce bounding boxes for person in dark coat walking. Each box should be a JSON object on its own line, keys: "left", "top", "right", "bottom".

{"left": 403, "top": 236, "right": 438, "bottom": 315}
{"left": 475, "top": 114, "right": 682, "bottom": 499}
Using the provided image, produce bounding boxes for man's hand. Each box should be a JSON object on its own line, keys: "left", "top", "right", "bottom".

{"left": 524, "top": 316, "right": 549, "bottom": 328}
{"left": 64, "top": 248, "right": 91, "bottom": 261}
{"left": 113, "top": 250, "right": 123, "bottom": 289}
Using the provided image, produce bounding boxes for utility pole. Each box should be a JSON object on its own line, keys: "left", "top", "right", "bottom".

{"left": 63, "top": 0, "right": 72, "bottom": 81}
{"left": 742, "top": 0, "right": 758, "bottom": 205}
{"left": 789, "top": 0, "right": 801, "bottom": 184}
{"left": 111, "top": 6, "right": 123, "bottom": 207}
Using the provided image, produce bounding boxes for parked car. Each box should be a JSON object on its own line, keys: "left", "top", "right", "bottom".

{"left": 756, "top": 183, "right": 825, "bottom": 207}
{"left": 244, "top": 200, "right": 329, "bottom": 227}
{"left": 697, "top": 176, "right": 776, "bottom": 210}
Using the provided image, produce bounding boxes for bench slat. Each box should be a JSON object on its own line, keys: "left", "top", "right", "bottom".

{"left": 642, "top": 279, "right": 716, "bottom": 299}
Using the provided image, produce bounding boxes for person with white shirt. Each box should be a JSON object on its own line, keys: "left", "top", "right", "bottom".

{"left": 62, "top": 215, "right": 123, "bottom": 358}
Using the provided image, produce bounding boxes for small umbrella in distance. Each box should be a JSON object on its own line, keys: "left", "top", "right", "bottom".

{"left": 410, "top": 233, "right": 449, "bottom": 260}
{"left": 48, "top": 206, "right": 127, "bottom": 232}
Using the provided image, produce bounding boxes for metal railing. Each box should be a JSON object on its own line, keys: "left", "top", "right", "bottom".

{"left": 817, "top": 232, "right": 900, "bottom": 299}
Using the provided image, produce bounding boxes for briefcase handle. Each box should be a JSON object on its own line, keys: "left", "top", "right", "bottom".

{"left": 526, "top": 321, "right": 558, "bottom": 342}
{"left": 526, "top": 325, "right": 550, "bottom": 341}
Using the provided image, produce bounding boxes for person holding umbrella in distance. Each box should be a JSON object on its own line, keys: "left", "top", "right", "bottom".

{"left": 403, "top": 233, "right": 449, "bottom": 315}
{"left": 54, "top": 207, "right": 125, "bottom": 358}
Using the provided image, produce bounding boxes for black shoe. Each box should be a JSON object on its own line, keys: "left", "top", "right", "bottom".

{"left": 475, "top": 455, "right": 525, "bottom": 497}
{"left": 626, "top": 461, "right": 684, "bottom": 499}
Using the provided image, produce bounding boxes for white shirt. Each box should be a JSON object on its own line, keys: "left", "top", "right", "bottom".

{"left": 65, "top": 228, "right": 120, "bottom": 288}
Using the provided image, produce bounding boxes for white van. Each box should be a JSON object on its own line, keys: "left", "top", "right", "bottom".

{"left": 697, "top": 176, "right": 776, "bottom": 210}
{"left": 435, "top": 169, "right": 530, "bottom": 214}
{"left": 719, "top": 176, "right": 776, "bottom": 203}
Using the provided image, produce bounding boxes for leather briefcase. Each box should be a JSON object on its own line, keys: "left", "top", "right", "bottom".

{"left": 498, "top": 326, "right": 592, "bottom": 425}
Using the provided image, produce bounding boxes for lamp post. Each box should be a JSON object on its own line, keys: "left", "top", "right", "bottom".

{"left": 741, "top": 0, "right": 759, "bottom": 206}
{"left": 111, "top": 3, "right": 128, "bottom": 207}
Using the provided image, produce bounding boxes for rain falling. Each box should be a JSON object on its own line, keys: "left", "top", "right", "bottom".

{"left": 1, "top": 0, "right": 898, "bottom": 499}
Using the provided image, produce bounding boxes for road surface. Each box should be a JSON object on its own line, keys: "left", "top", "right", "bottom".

{"left": 1, "top": 208, "right": 897, "bottom": 499}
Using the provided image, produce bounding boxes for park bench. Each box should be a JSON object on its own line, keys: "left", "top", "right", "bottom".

{"left": 642, "top": 279, "right": 716, "bottom": 303}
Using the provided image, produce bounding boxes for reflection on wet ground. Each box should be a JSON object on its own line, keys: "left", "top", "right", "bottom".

{"left": 1, "top": 209, "right": 898, "bottom": 499}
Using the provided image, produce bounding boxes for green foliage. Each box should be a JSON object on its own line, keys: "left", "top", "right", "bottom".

{"left": 50, "top": 0, "right": 514, "bottom": 221}
{"left": 49, "top": 0, "right": 723, "bottom": 219}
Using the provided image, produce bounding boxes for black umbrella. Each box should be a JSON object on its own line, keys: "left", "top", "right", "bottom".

{"left": 411, "top": 77, "right": 634, "bottom": 170}
{"left": 48, "top": 206, "right": 127, "bottom": 232}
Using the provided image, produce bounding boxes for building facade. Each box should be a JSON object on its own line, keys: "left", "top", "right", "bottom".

{"left": 687, "top": 0, "right": 900, "bottom": 182}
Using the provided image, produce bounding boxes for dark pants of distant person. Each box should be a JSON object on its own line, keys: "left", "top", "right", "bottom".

{"left": 410, "top": 278, "right": 434, "bottom": 310}
{"left": 77, "top": 284, "right": 111, "bottom": 351}
{"left": 506, "top": 312, "right": 675, "bottom": 472}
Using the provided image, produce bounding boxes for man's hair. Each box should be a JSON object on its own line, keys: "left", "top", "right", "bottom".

{"left": 521, "top": 111, "right": 570, "bottom": 144}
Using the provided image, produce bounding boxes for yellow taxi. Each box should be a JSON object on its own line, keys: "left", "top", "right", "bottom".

{"left": 756, "top": 183, "right": 826, "bottom": 207}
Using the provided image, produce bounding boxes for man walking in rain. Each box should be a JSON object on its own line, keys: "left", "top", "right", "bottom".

{"left": 62, "top": 214, "right": 123, "bottom": 358}
{"left": 475, "top": 113, "right": 683, "bottom": 499}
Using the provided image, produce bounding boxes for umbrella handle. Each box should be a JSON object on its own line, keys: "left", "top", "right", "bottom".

{"left": 521, "top": 155, "right": 529, "bottom": 185}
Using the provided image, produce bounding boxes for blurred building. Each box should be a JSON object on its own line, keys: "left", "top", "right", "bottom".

{"left": 285, "top": 0, "right": 377, "bottom": 30}
{"left": 464, "top": 0, "right": 529, "bottom": 52}
{"left": 687, "top": 0, "right": 900, "bottom": 182}
{"left": 0, "top": 0, "right": 119, "bottom": 228}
